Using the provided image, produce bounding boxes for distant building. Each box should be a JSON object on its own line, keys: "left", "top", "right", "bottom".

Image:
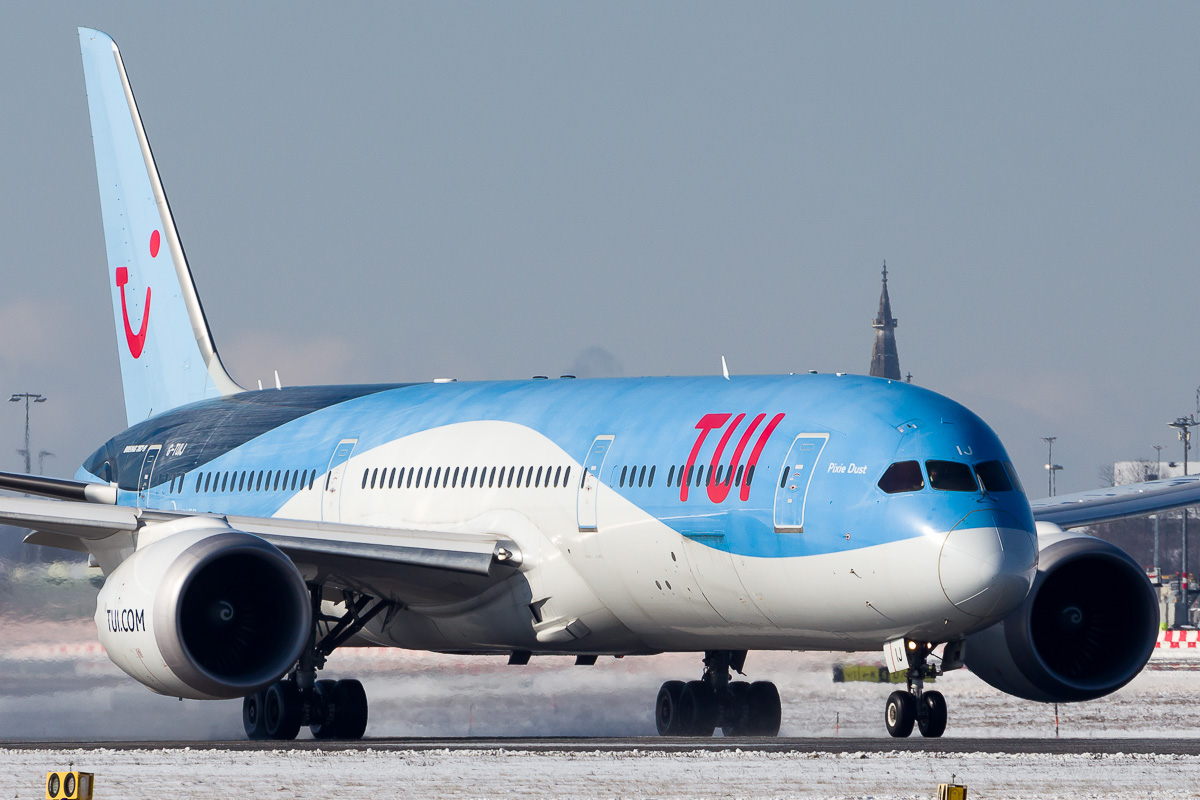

{"left": 1113, "top": 460, "right": 1193, "bottom": 485}
{"left": 869, "top": 262, "right": 901, "bottom": 380}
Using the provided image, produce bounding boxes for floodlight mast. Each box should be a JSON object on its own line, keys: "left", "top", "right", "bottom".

{"left": 1168, "top": 414, "right": 1198, "bottom": 625}
{"left": 9, "top": 393, "right": 46, "bottom": 475}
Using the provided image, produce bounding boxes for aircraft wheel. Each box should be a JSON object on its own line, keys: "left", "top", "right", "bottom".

{"left": 242, "top": 690, "right": 269, "bottom": 740}
{"left": 308, "top": 679, "right": 340, "bottom": 740}
{"left": 720, "top": 681, "right": 751, "bottom": 736}
{"left": 655, "top": 680, "right": 687, "bottom": 735}
{"left": 885, "top": 690, "right": 916, "bottom": 738}
{"left": 264, "top": 680, "right": 303, "bottom": 740}
{"left": 743, "top": 681, "right": 781, "bottom": 737}
{"left": 917, "top": 690, "right": 947, "bottom": 738}
{"left": 332, "top": 679, "right": 369, "bottom": 739}
{"left": 680, "top": 680, "right": 718, "bottom": 737}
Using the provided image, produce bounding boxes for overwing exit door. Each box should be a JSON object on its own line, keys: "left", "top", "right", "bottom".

{"left": 773, "top": 433, "right": 829, "bottom": 532}
{"left": 322, "top": 438, "right": 358, "bottom": 522}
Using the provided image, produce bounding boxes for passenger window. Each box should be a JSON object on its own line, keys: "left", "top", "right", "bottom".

{"left": 926, "top": 460, "right": 978, "bottom": 492}
{"left": 667, "top": 465, "right": 675, "bottom": 486}
{"left": 451, "top": 467, "right": 459, "bottom": 488}
{"left": 638, "top": 466, "right": 646, "bottom": 487}
{"left": 536, "top": 466, "right": 544, "bottom": 488}
{"left": 299, "top": 470, "right": 307, "bottom": 491}
{"left": 221, "top": 473, "right": 230, "bottom": 492}
{"left": 735, "top": 464, "right": 744, "bottom": 486}
{"left": 471, "top": 467, "right": 479, "bottom": 488}
{"left": 975, "top": 460, "right": 1013, "bottom": 493}
{"left": 433, "top": 467, "right": 441, "bottom": 487}
{"left": 878, "top": 461, "right": 924, "bottom": 494}
{"left": 237, "top": 472, "right": 246, "bottom": 492}
{"left": 564, "top": 466, "right": 571, "bottom": 488}
{"left": 490, "top": 467, "right": 497, "bottom": 488}
{"left": 204, "top": 473, "right": 212, "bottom": 492}
{"left": 283, "top": 470, "right": 291, "bottom": 490}
{"left": 620, "top": 466, "right": 628, "bottom": 487}
{"left": 746, "top": 465, "right": 755, "bottom": 486}
{"left": 372, "top": 469, "right": 379, "bottom": 489}
{"left": 716, "top": 465, "right": 725, "bottom": 486}
{"left": 256, "top": 471, "right": 264, "bottom": 491}
{"left": 362, "top": 469, "right": 370, "bottom": 489}
{"left": 647, "top": 465, "right": 655, "bottom": 487}
{"left": 387, "top": 468, "right": 395, "bottom": 489}
{"left": 274, "top": 471, "right": 283, "bottom": 491}
{"left": 553, "top": 466, "right": 561, "bottom": 488}
{"left": 195, "top": 474, "right": 202, "bottom": 492}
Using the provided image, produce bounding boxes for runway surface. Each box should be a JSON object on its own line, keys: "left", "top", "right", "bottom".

{"left": 6, "top": 736, "right": 1200, "bottom": 754}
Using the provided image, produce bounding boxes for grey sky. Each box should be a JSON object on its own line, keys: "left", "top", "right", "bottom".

{"left": 1, "top": 2, "right": 1197, "bottom": 495}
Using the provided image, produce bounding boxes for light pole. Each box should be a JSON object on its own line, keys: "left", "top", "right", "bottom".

{"left": 1154, "top": 445, "right": 1165, "bottom": 480}
{"left": 1152, "top": 514, "right": 1161, "bottom": 584}
{"left": 9, "top": 393, "right": 46, "bottom": 475}
{"left": 1168, "top": 414, "right": 1197, "bottom": 625}
{"left": 1042, "top": 437, "right": 1059, "bottom": 496}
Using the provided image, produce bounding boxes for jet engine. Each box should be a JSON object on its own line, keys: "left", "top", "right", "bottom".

{"left": 963, "top": 524, "right": 1159, "bottom": 703}
{"left": 95, "top": 526, "right": 311, "bottom": 700}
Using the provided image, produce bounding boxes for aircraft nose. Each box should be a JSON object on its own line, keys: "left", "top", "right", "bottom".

{"left": 939, "top": 509, "right": 1037, "bottom": 619}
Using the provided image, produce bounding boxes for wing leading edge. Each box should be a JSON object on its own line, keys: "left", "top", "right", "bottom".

{"left": 1031, "top": 474, "right": 1200, "bottom": 529}
{"left": 0, "top": 494, "right": 520, "bottom": 606}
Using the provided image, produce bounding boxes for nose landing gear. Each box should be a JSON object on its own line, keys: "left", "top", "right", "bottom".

{"left": 655, "top": 650, "right": 782, "bottom": 737}
{"left": 883, "top": 639, "right": 949, "bottom": 738}
{"left": 243, "top": 585, "right": 389, "bottom": 741}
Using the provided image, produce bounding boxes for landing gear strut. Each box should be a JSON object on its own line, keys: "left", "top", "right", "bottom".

{"left": 243, "top": 584, "right": 389, "bottom": 741}
{"left": 883, "top": 640, "right": 947, "bottom": 738}
{"left": 655, "top": 650, "right": 781, "bottom": 737}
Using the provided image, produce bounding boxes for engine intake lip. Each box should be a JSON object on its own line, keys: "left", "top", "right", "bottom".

{"left": 1007, "top": 537, "right": 1159, "bottom": 702}
{"left": 153, "top": 532, "right": 310, "bottom": 699}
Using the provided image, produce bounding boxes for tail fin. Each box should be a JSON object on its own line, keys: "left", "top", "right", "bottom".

{"left": 79, "top": 28, "right": 241, "bottom": 425}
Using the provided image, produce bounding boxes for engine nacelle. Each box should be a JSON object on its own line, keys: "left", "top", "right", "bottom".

{"left": 95, "top": 525, "right": 311, "bottom": 699}
{"left": 963, "top": 524, "right": 1158, "bottom": 703}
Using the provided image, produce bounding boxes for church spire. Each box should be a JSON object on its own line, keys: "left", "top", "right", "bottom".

{"left": 869, "top": 261, "right": 901, "bottom": 380}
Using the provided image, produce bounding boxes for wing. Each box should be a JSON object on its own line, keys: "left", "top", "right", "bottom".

{"left": 0, "top": 489, "right": 521, "bottom": 607}
{"left": 1031, "top": 474, "right": 1200, "bottom": 529}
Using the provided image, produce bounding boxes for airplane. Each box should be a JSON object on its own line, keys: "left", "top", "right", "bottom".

{"left": 0, "top": 27, "right": 1196, "bottom": 741}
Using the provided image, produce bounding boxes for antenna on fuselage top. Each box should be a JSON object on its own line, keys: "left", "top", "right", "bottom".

{"left": 721, "top": 356, "right": 730, "bottom": 381}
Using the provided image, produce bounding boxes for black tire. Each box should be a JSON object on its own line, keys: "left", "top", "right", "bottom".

{"left": 655, "top": 680, "right": 687, "bottom": 735}
{"left": 721, "top": 681, "right": 751, "bottom": 736}
{"left": 680, "top": 680, "right": 718, "bottom": 737}
{"left": 242, "top": 690, "right": 269, "bottom": 740}
{"left": 917, "top": 690, "right": 947, "bottom": 738}
{"left": 332, "top": 678, "right": 369, "bottom": 739}
{"left": 884, "top": 690, "right": 916, "bottom": 738}
{"left": 744, "top": 681, "right": 782, "bottom": 737}
{"left": 309, "top": 679, "right": 340, "bottom": 740}
{"left": 264, "top": 681, "right": 303, "bottom": 740}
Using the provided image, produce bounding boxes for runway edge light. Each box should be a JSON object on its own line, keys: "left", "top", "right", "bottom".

{"left": 46, "top": 771, "right": 94, "bottom": 800}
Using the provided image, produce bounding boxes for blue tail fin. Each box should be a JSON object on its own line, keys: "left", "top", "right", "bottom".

{"left": 79, "top": 28, "right": 241, "bottom": 425}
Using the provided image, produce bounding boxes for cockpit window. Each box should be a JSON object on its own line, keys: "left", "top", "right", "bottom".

{"left": 925, "top": 460, "right": 978, "bottom": 492}
{"left": 1004, "top": 461, "right": 1025, "bottom": 494}
{"left": 878, "top": 461, "right": 925, "bottom": 494}
{"left": 975, "top": 460, "right": 1013, "bottom": 493}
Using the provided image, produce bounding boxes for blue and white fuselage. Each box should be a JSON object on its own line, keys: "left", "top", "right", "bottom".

{"left": 78, "top": 374, "right": 1038, "bottom": 655}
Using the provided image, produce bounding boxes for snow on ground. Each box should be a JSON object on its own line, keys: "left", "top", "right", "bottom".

{"left": 2, "top": 747, "right": 1199, "bottom": 800}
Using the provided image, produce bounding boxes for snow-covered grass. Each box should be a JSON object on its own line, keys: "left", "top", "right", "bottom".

{"left": 2, "top": 747, "right": 1199, "bottom": 799}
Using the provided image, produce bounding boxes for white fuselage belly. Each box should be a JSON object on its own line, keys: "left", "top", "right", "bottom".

{"left": 275, "top": 421, "right": 996, "bottom": 654}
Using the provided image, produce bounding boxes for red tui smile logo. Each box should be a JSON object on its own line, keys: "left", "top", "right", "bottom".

{"left": 115, "top": 231, "right": 160, "bottom": 359}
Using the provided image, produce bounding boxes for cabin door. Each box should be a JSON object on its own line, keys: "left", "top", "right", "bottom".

{"left": 577, "top": 435, "right": 615, "bottom": 533}
{"left": 773, "top": 433, "right": 829, "bottom": 532}
{"left": 136, "top": 445, "right": 162, "bottom": 506}
{"left": 321, "top": 438, "right": 358, "bottom": 522}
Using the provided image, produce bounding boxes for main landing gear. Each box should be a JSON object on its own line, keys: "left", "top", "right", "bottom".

{"left": 655, "top": 650, "right": 782, "bottom": 737}
{"left": 243, "top": 585, "right": 390, "bottom": 741}
{"left": 883, "top": 640, "right": 947, "bottom": 738}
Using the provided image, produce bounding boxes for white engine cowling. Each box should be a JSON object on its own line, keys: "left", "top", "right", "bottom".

{"left": 963, "top": 525, "right": 1159, "bottom": 703}
{"left": 95, "top": 526, "right": 311, "bottom": 699}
